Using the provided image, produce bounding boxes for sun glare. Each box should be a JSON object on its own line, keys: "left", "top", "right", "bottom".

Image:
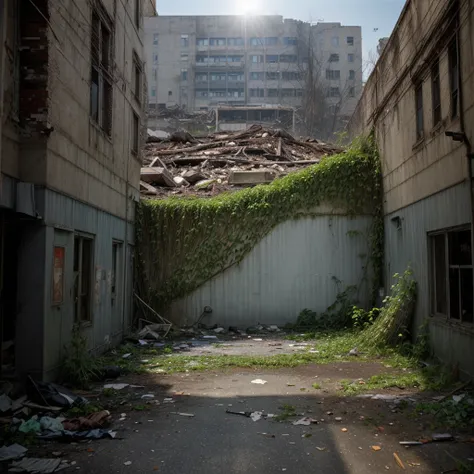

{"left": 236, "top": 0, "right": 260, "bottom": 15}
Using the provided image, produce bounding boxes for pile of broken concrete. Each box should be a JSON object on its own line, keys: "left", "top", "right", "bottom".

{"left": 141, "top": 125, "right": 342, "bottom": 197}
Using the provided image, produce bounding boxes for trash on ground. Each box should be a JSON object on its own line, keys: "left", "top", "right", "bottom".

{"left": 39, "top": 416, "right": 64, "bottom": 432}
{"left": 0, "top": 444, "right": 27, "bottom": 461}
{"left": 226, "top": 410, "right": 251, "bottom": 418}
{"left": 371, "top": 446, "right": 382, "bottom": 451}
{"left": 349, "top": 347, "right": 359, "bottom": 356}
{"left": 202, "top": 335, "right": 218, "bottom": 339}
{"left": 38, "top": 429, "right": 116, "bottom": 440}
{"left": 250, "top": 411, "right": 263, "bottom": 422}
{"left": 62, "top": 410, "right": 111, "bottom": 431}
{"left": 122, "top": 353, "right": 132, "bottom": 359}
{"left": 19, "top": 416, "right": 41, "bottom": 434}
{"left": 141, "top": 394, "right": 155, "bottom": 399}
{"left": 213, "top": 327, "right": 225, "bottom": 334}
{"left": 124, "top": 461, "right": 132, "bottom": 466}
{"left": 8, "top": 457, "right": 63, "bottom": 473}
{"left": 432, "top": 433, "right": 453, "bottom": 442}
{"left": 293, "top": 417, "right": 318, "bottom": 426}
{"left": 163, "top": 398, "right": 174, "bottom": 403}
{"left": 341, "top": 428, "right": 348, "bottom": 432}
{"left": 335, "top": 417, "right": 342, "bottom": 422}
{"left": 399, "top": 441, "right": 423, "bottom": 446}
{"left": 0, "top": 394, "right": 12, "bottom": 412}
{"left": 26, "top": 379, "right": 88, "bottom": 409}
{"left": 258, "top": 432, "right": 275, "bottom": 438}
{"left": 301, "top": 433, "right": 312, "bottom": 438}
{"left": 103, "top": 383, "right": 129, "bottom": 390}
{"left": 172, "top": 412, "right": 194, "bottom": 417}
{"left": 251, "top": 379, "right": 267, "bottom": 385}
{"left": 316, "top": 447, "right": 326, "bottom": 451}
{"left": 393, "top": 452, "right": 405, "bottom": 469}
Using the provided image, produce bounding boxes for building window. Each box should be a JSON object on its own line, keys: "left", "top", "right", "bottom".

{"left": 153, "top": 33, "right": 158, "bottom": 45}
{"left": 250, "top": 37, "right": 262, "bottom": 46}
{"left": 131, "top": 111, "right": 139, "bottom": 155}
{"left": 196, "top": 73, "right": 208, "bottom": 81}
{"left": 151, "top": 68, "right": 157, "bottom": 81}
{"left": 349, "top": 69, "right": 355, "bottom": 80}
{"left": 132, "top": 52, "right": 142, "bottom": 103}
{"left": 134, "top": 0, "right": 140, "bottom": 28}
{"left": 74, "top": 235, "right": 93, "bottom": 323}
{"left": 151, "top": 87, "right": 156, "bottom": 97}
{"left": 181, "top": 53, "right": 188, "bottom": 61}
{"left": 349, "top": 86, "right": 355, "bottom": 97}
{"left": 250, "top": 55, "right": 263, "bottom": 63}
{"left": 348, "top": 53, "right": 355, "bottom": 62}
{"left": 279, "top": 54, "right": 297, "bottom": 63}
{"left": 227, "top": 37, "right": 244, "bottom": 46}
{"left": 181, "top": 69, "right": 188, "bottom": 81}
{"left": 431, "top": 58, "right": 441, "bottom": 126}
{"left": 180, "top": 34, "right": 189, "bottom": 47}
{"left": 266, "top": 71, "right": 279, "bottom": 80}
{"left": 111, "top": 241, "right": 122, "bottom": 306}
{"left": 329, "top": 54, "right": 339, "bottom": 62}
{"left": 430, "top": 228, "right": 473, "bottom": 322}
{"left": 267, "top": 88, "right": 279, "bottom": 97}
{"left": 328, "top": 87, "right": 340, "bottom": 97}
{"left": 448, "top": 36, "right": 459, "bottom": 118}
{"left": 283, "top": 37, "right": 298, "bottom": 46}
{"left": 331, "top": 36, "right": 339, "bottom": 47}
{"left": 250, "top": 72, "right": 264, "bottom": 80}
{"left": 415, "top": 83, "right": 424, "bottom": 140}
{"left": 266, "top": 55, "right": 278, "bottom": 63}
{"left": 347, "top": 36, "right": 354, "bottom": 45}
{"left": 282, "top": 71, "right": 300, "bottom": 81}
{"left": 90, "top": 8, "right": 113, "bottom": 135}
{"left": 326, "top": 69, "right": 340, "bottom": 80}
{"left": 153, "top": 53, "right": 158, "bottom": 64}
{"left": 265, "top": 37, "right": 278, "bottom": 46}
{"left": 249, "top": 88, "right": 264, "bottom": 97}
{"left": 196, "top": 38, "right": 209, "bottom": 46}
{"left": 210, "top": 37, "right": 226, "bottom": 46}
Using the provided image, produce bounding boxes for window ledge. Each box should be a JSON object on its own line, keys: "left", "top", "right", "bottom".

{"left": 430, "top": 315, "right": 474, "bottom": 336}
{"left": 431, "top": 122, "right": 442, "bottom": 135}
{"left": 412, "top": 136, "right": 425, "bottom": 151}
{"left": 89, "top": 118, "right": 112, "bottom": 144}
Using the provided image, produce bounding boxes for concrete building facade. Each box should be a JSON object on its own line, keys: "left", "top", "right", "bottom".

{"left": 144, "top": 15, "right": 362, "bottom": 119}
{"left": 348, "top": 0, "right": 474, "bottom": 377}
{"left": 0, "top": 0, "right": 145, "bottom": 380}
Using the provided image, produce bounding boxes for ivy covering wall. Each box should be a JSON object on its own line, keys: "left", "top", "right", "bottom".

{"left": 136, "top": 135, "right": 382, "bottom": 314}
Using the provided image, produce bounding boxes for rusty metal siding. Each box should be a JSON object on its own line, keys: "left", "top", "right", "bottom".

{"left": 39, "top": 188, "right": 134, "bottom": 379}
{"left": 384, "top": 181, "right": 474, "bottom": 377}
{"left": 168, "top": 215, "right": 373, "bottom": 328}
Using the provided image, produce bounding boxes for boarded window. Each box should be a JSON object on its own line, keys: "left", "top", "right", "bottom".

{"left": 74, "top": 236, "right": 93, "bottom": 323}
{"left": 431, "top": 58, "right": 441, "bottom": 126}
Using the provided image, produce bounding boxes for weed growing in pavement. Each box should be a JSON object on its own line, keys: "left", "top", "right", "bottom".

{"left": 312, "top": 383, "right": 322, "bottom": 390}
{"left": 274, "top": 404, "right": 297, "bottom": 421}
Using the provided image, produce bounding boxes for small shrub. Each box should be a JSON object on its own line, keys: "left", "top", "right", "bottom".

{"left": 351, "top": 305, "right": 380, "bottom": 329}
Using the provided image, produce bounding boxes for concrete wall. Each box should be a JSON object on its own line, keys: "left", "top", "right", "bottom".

{"left": 168, "top": 214, "right": 372, "bottom": 328}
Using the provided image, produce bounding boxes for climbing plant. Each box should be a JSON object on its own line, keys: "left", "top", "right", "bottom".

{"left": 136, "top": 133, "right": 383, "bottom": 312}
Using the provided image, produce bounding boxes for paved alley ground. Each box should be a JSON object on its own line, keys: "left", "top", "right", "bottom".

{"left": 21, "top": 335, "right": 474, "bottom": 474}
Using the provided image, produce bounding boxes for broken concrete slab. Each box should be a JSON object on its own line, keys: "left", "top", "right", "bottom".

{"left": 140, "top": 167, "right": 176, "bottom": 187}
{"left": 182, "top": 170, "right": 206, "bottom": 184}
{"left": 228, "top": 170, "right": 275, "bottom": 185}
{"left": 139, "top": 180, "right": 159, "bottom": 195}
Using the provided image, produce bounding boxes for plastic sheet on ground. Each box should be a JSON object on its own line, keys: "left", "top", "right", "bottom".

{"left": 0, "top": 444, "right": 27, "bottom": 461}
{"left": 8, "top": 457, "right": 62, "bottom": 473}
{"left": 38, "top": 429, "right": 116, "bottom": 441}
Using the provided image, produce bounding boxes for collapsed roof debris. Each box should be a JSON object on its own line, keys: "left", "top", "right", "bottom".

{"left": 141, "top": 125, "right": 343, "bottom": 197}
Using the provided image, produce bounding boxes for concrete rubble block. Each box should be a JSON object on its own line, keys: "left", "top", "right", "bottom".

{"left": 173, "top": 176, "right": 189, "bottom": 187}
{"left": 139, "top": 180, "right": 158, "bottom": 195}
{"left": 228, "top": 170, "right": 276, "bottom": 185}
{"left": 182, "top": 170, "right": 206, "bottom": 184}
{"left": 140, "top": 167, "right": 176, "bottom": 187}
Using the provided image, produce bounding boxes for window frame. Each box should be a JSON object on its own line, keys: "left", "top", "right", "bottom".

{"left": 347, "top": 53, "right": 355, "bottom": 63}
{"left": 347, "top": 36, "right": 354, "bottom": 46}
{"left": 180, "top": 34, "right": 189, "bottom": 48}
{"left": 329, "top": 53, "right": 339, "bottom": 63}
{"left": 415, "top": 82, "right": 424, "bottom": 141}
{"left": 448, "top": 35, "right": 459, "bottom": 118}
{"left": 131, "top": 110, "right": 140, "bottom": 155}
{"left": 111, "top": 241, "right": 123, "bottom": 307}
{"left": 134, "top": 0, "right": 140, "bottom": 28}
{"left": 132, "top": 51, "right": 142, "bottom": 104}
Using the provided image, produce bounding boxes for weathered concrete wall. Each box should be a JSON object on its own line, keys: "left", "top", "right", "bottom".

{"left": 168, "top": 214, "right": 373, "bottom": 328}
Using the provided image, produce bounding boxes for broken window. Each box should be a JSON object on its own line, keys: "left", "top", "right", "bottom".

{"left": 347, "top": 36, "right": 354, "bottom": 45}
{"left": 132, "top": 52, "right": 142, "bottom": 103}
{"left": 430, "top": 228, "right": 473, "bottom": 322}
{"left": 250, "top": 37, "right": 263, "bottom": 46}
{"left": 431, "top": 58, "right": 441, "bottom": 126}
{"left": 90, "top": 7, "right": 113, "bottom": 135}
{"left": 153, "top": 53, "right": 158, "bottom": 64}
{"left": 329, "top": 54, "right": 339, "bottom": 62}
{"left": 131, "top": 110, "right": 140, "bottom": 155}
{"left": 283, "top": 37, "right": 297, "bottom": 46}
{"left": 279, "top": 54, "right": 297, "bottom": 63}
{"left": 74, "top": 235, "right": 93, "bottom": 323}
{"left": 448, "top": 36, "right": 459, "bottom": 118}
{"left": 415, "top": 83, "right": 424, "bottom": 140}
{"left": 326, "top": 69, "right": 340, "bottom": 80}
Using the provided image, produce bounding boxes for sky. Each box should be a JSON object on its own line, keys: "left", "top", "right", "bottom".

{"left": 155, "top": 0, "right": 406, "bottom": 78}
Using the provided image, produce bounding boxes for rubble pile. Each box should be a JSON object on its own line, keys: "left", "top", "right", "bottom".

{"left": 141, "top": 125, "right": 343, "bottom": 197}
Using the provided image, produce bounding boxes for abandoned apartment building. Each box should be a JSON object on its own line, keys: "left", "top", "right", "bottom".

{"left": 143, "top": 15, "right": 363, "bottom": 133}
{"left": 348, "top": 0, "right": 474, "bottom": 377}
{"left": 0, "top": 0, "right": 145, "bottom": 381}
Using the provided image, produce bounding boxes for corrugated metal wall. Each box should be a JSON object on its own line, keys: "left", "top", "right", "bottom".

{"left": 384, "top": 181, "right": 474, "bottom": 376}
{"left": 168, "top": 214, "right": 373, "bottom": 328}
{"left": 36, "top": 189, "right": 134, "bottom": 379}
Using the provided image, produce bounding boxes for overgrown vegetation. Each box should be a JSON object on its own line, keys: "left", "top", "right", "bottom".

{"left": 136, "top": 134, "right": 382, "bottom": 312}
{"left": 415, "top": 394, "right": 474, "bottom": 429}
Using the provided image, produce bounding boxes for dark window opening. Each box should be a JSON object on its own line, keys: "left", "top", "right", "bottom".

{"left": 132, "top": 111, "right": 139, "bottom": 155}
{"left": 431, "top": 59, "right": 441, "bottom": 126}
{"left": 430, "top": 228, "right": 473, "bottom": 322}
{"left": 133, "top": 52, "right": 142, "bottom": 102}
{"left": 415, "top": 83, "right": 424, "bottom": 140}
{"left": 134, "top": 0, "right": 140, "bottom": 28}
{"left": 347, "top": 36, "right": 354, "bottom": 45}
{"left": 329, "top": 54, "right": 339, "bottom": 62}
{"left": 74, "top": 236, "right": 93, "bottom": 323}
{"left": 448, "top": 36, "right": 459, "bottom": 118}
{"left": 112, "top": 241, "right": 122, "bottom": 306}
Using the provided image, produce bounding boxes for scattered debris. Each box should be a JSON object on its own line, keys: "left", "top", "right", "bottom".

{"left": 349, "top": 347, "right": 359, "bottom": 356}
{"left": 0, "top": 444, "right": 27, "bottom": 461}
{"left": 172, "top": 412, "right": 195, "bottom": 417}
{"left": 251, "top": 411, "right": 263, "bottom": 422}
{"left": 103, "top": 383, "right": 129, "bottom": 390}
{"left": 293, "top": 417, "right": 318, "bottom": 426}
{"left": 124, "top": 461, "right": 132, "bottom": 466}
{"left": 393, "top": 452, "right": 405, "bottom": 470}
{"left": 141, "top": 394, "right": 155, "bottom": 400}
{"left": 371, "top": 446, "right": 382, "bottom": 451}
{"left": 432, "top": 433, "right": 454, "bottom": 442}
{"left": 142, "top": 125, "right": 342, "bottom": 197}
{"left": 316, "top": 447, "right": 326, "bottom": 451}
{"left": 0, "top": 393, "right": 12, "bottom": 412}
{"left": 258, "top": 432, "right": 275, "bottom": 438}
{"left": 62, "top": 410, "right": 111, "bottom": 431}
{"left": 8, "top": 457, "right": 63, "bottom": 473}
{"left": 335, "top": 417, "right": 342, "bottom": 422}
{"left": 341, "top": 428, "right": 348, "bottom": 432}
{"left": 399, "top": 441, "right": 423, "bottom": 446}
{"left": 251, "top": 379, "right": 267, "bottom": 385}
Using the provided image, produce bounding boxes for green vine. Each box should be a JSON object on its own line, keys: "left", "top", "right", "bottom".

{"left": 136, "top": 134, "right": 383, "bottom": 312}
